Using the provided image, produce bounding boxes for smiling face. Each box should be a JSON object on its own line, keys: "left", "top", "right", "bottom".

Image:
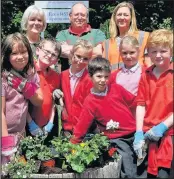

{"left": 120, "top": 43, "right": 139, "bottom": 69}
{"left": 115, "top": 6, "right": 131, "bottom": 31}
{"left": 69, "top": 4, "right": 88, "bottom": 28}
{"left": 10, "top": 42, "right": 29, "bottom": 71}
{"left": 91, "top": 71, "right": 110, "bottom": 93}
{"left": 27, "top": 12, "right": 44, "bottom": 35}
{"left": 148, "top": 45, "right": 172, "bottom": 69}
{"left": 71, "top": 47, "right": 92, "bottom": 73}
{"left": 36, "top": 41, "right": 58, "bottom": 69}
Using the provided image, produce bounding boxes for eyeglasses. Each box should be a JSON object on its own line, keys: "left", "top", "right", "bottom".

{"left": 73, "top": 54, "right": 89, "bottom": 62}
{"left": 41, "top": 48, "right": 58, "bottom": 60}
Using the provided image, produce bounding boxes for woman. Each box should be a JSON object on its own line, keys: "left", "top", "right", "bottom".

{"left": 102, "top": 1, "right": 151, "bottom": 71}
{"left": 21, "top": 5, "right": 47, "bottom": 60}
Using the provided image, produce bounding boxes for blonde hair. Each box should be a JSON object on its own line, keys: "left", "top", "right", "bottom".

{"left": 146, "top": 29, "right": 173, "bottom": 51}
{"left": 21, "top": 5, "right": 47, "bottom": 32}
{"left": 109, "top": 1, "right": 138, "bottom": 38}
{"left": 119, "top": 35, "right": 139, "bottom": 51}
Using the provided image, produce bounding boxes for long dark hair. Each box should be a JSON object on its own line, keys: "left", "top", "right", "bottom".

{"left": 1, "top": 32, "right": 34, "bottom": 75}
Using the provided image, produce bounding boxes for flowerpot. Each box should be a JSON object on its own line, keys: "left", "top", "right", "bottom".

{"left": 41, "top": 159, "right": 55, "bottom": 167}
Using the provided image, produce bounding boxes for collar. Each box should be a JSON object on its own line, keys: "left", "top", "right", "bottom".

{"left": 68, "top": 24, "right": 91, "bottom": 36}
{"left": 69, "top": 66, "right": 85, "bottom": 78}
{"left": 122, "top": 62, "right": 140, "bottom": 73}
{"left": 90, "top": 86, "right": 108, "bottom": 96}
{"left": 146, "top": 62, "right": 174, "bottom": 74}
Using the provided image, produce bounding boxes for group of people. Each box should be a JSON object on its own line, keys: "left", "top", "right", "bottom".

{"left": 1, "top": 1, "right": 173, "bottom": 178}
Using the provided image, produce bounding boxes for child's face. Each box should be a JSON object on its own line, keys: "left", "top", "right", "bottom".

{"left": 71, "top": 48, "right": 92, "bottom": 72}
{"left": 27, "top": 13, "right": 44, "bottom": 34}
{"left": 36, "top": 42, "right": 58, "bottom": 68}
{"left": 148, "top": 45, "right": 172, "bottom": 68}
{"left": 120, "top": 43, "right": 139, "bottom": 69}
{"left": 91, "top": 71, "right": 110, "bottom": 93}
{"left": 10, "top": 42, "right": 29, "bottom": 71}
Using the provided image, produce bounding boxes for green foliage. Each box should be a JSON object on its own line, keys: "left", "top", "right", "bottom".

{"left": 158, "top": 17, "right": 173, "bottom": 30}
{"left": 51, "top": 133, "right": 109, "bottom": 173}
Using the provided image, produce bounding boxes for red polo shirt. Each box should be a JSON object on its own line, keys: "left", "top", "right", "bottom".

{"left": 136, "top": 63, "right": 173, "bottom": 134}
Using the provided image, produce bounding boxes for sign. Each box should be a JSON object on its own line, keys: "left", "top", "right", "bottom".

{"left": 35, "top": 1, "right": 89, "bottom": 9}
{"left": 35, "top": 1, "right": 89, "bottom": 23}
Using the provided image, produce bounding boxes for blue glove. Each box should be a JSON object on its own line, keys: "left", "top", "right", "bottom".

{"left": 43, "top": 121, "right": 54, "bottom": 133}
{"left": 144, "top": 122, "right": 168, "bottom": 142}
{"left": 133, "top": 131, "right": 145, "bottom": 158}
{"left": 28, "top": 120, "right": 43, "bottom": 136}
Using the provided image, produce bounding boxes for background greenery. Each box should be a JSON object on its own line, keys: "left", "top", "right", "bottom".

{"left": 1, "top": 0, "right": 173, "bottom": 39}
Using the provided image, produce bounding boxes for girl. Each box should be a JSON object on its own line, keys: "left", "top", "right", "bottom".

{"left": 60, "top": 39, "right": 93, "bottom": 136}
{"left": 1, "top": 32, "right": 43, "bottom": 163}
{"left": 21, "top": 5, "right": 47, "bottom": 60}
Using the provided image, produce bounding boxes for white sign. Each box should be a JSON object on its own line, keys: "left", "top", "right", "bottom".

{"left": 43, "top": 9, "right": 71, "bottom": 23}
{"left": 35, "top": 1, "right": 89, "bottom": 9}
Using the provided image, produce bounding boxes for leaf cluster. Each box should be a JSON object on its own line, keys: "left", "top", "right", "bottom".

{"left": 51, "top": 133, "right": 109, "bottom": 173}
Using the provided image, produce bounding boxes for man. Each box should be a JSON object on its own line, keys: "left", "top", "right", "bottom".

{"left": 56, "top": 2, "right": 106, "bottom": 71}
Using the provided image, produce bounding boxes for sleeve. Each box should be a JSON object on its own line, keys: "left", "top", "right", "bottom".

{"left": 70, "top": 99, "right": 95, "bottom": 143}
{"left": 94, "top": 29, "right": 106, "bottom": 45}
{"left": 56, "top": 30, "right": 67, "bottom": 42}
{"left": 136, "top": 75, "right": 146, "bottom": 106}
{"left": 119, "top": 85, "right": 136, "bottom": 107}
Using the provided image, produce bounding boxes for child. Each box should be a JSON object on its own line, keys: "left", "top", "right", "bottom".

{"left": 133, "top": 29, "right": 173, "bottom": 178}
{"left": 1, "top": 32, "right": 43, "bottom": 163}
{"left": 109, "top": 35, "right": 147, "bottom": 116}
{"left": 71, "top": 57, "right": 137, "bottom": 178}
{"left": 60, "top": 39, "right": 93, "bottom": 136}
{"left": 27, "top": 39, "right": 62, "bottom": 139}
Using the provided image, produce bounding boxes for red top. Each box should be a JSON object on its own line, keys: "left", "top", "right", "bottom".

{"left": 31, "top": 68, "right": 60, "bottom": 127}
{"left": 136, "top": 63, "right": 173, "bottom": 134}
{"left": 68, "top": 24, "right": 91, "bottom": 36}
{"left": 61, "top": 69, "right": 93, "bottom": 131}
{"left": 71, "top": 83, "right": 136, "bottom": 143}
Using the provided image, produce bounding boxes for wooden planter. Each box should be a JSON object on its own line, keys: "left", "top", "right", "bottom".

{"left": 30, "top": 156, "right": 122, "bottom": 178}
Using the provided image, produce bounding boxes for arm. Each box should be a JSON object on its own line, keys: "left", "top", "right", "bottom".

{"left": 2, "top": 96, "right": 8, "bottom": 136}
{"left": 163, "top": 113, "right": 173, "bottom": 128}
{"left": 29, "top": 88, "right": 43, "bottom": 106}
{"left": 92, "top": 44, "right": 103, "bottom": 58}
{"left": 136, "top": 105, "right": 146, "bottom": 131}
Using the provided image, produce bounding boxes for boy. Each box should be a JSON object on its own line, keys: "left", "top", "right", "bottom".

{"left": 27, "top": 39, "right": 62, "bottom": 139}
{"left": 60, "top": 39, "right": 93, "bottom": 136}
{"left": 133, "top": 29, "right": 173, "bottom": 178}
{"left": 71, "top": 57, "right": 137, "bottom": 178}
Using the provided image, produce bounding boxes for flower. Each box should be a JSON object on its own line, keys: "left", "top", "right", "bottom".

{"left": 80, "top": 143, "right": 85, "bottom": 147}
{"left": 108, "top": 147, "right": 117, "bottom": 157}
{"left": 106, "top": 119, "right": 119, "bottom": 130}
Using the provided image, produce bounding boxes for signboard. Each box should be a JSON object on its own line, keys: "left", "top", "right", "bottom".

{"left": 35, "top": 1, "right": 89, "bottom": 9}
{"left": 35, "top": 1, "right": 89, "bottom": 23}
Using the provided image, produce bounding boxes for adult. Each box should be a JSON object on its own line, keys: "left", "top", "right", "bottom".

{"left": 56, "top": 2, "right": 106, "bottom": 71}
{"left": 102, "top": 1, "right": 151, "bottom": 71}
{"left": 21, "top": 5, "right": 47, "bottom": 60}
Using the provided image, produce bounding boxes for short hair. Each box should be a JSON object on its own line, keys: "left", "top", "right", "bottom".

{"left": 88, "top": 57, "right": 111, "bottom": 77}
{"left": 38, "top": 38, "right": 62, "bottom": 58}
{"left": 72, "top": 39, "right": 93, "bottom": 54}
{"left": 146, "top": 29, "right": 173, "bottom": 51}
{"left": 1, "top": 32, "right": 34, "bottom": 74}
{"left": 109, "top": 1, "right": 138, "bottom": 38}
{"left": 21, "top": 5, "right": 47, "bottom": 32}
{"left": 69, "top": 2, "right": 88, "bottom": 17}
{"left": 119, "top": 35, "right": 139, "bottom": 51}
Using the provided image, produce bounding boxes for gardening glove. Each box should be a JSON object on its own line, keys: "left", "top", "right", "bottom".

{"left": 7, "top": 70, "right": 38, "bottom": 99}
{"left": 28, "top": 120, "right": 43, "bottom": 136}
{"left": 133, "top": 131, "right": 145, "bottom": 159}
{"left": 1, "top": 135, "right": 18, "bottom": 157}
{"left": 43, "top": 121, "right": 54, "bottom": 133}
{"left": 53, "top": 89, "right": 64, "bottom": 107}
{"left": 144, "top": 122, "right": 168, "bottom": 142}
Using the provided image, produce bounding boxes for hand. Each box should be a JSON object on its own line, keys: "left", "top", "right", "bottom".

{"left": 43, "top": 121, "right": 54, "bottom": 133}
{"left": 144, "top": 122, "right": 168, "bottom": 142}
{"left": 7, "top": 72, "right": 37, "bottom": 99}
{"left": 1, "top": 135, "right": 18, "bottom": 157}
{"left": 53, "top": 89, "right": 64, "bottom": 107}
{"left": 133, "top": 131, "right": 145, "bottom": 158}
{"left": 28, "top": 120, "right": 43, "bottom": 136}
